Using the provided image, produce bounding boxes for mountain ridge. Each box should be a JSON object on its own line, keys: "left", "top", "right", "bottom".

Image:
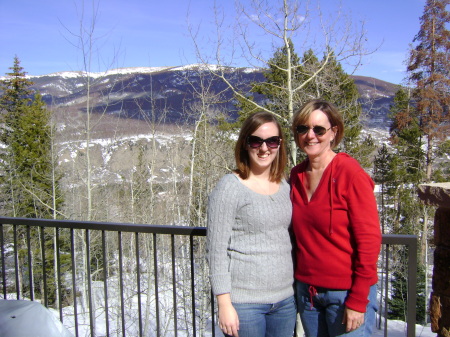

{"left": 3, "top": 65, "right": 398, "bottom": 130}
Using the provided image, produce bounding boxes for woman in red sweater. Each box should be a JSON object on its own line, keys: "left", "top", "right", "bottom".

{"left": 290, "top": 99, "right": 381, "bottom": 336}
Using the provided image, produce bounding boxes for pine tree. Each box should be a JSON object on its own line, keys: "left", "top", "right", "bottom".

{"left": 0, "top": 56, "right": 34, "bottom": 109}
{"left": 0, "top": 57, "right": 66, "bottom": 305}
{"left": 373, "top": 144, "right": 396, "bottom": 234}
{"left": 407, "top": 0, "right": 450, "bottom": 181}
{"left": 389, "top": 88, "right": 425, "bottom": 184}
{"left": 0, "top": 57, "right": 63, "bottom": 218}
{"left": 251, "top": 38, "right": 303, "bottom": 120}
{"left": 234, "top": 43, "right": 372, "bottom": 166}
{"left": 0, "top": 57, "right": 33, "bottom": 215}
{"left": 386, "top": 87, "right": 427, "bottom": 239}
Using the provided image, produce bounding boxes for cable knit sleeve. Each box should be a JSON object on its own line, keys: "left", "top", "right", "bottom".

{"left": 206, "top": 174, "right": 240, "bottom": 296}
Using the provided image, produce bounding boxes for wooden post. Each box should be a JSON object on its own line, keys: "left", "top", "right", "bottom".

{"left": 418, "top": 183, "right": 450, "bottom": 337}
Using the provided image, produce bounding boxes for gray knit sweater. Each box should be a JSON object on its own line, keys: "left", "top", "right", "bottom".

{"left": 206, "top": 174, "right": 294, "bottom": 304}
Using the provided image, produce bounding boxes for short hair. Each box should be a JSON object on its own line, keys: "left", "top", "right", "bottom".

{"left": 291, "top": 99, "right": 344, "bottom": 149}
{"left": 235, "top": 112, "right": 287, "bottom": 182}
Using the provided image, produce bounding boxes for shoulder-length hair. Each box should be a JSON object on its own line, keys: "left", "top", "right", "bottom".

{"left": 291, "top": 99, "right": 344, "bottom": 149}
{"left": 235, "top": 112, "right": 287, "bottom": 183}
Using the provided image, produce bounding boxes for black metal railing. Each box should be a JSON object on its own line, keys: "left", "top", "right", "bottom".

{"left": 0, "top": 217, "right": 418, "bottom": 337}
{"left": 379, "top": 234, "right": 417, "bottom": 337}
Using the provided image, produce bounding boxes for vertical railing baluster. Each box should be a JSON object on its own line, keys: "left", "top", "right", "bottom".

{"left": 13, "top": 225, "right": 19, "bottom": 299}
{"left": 26, "top": 225, "right": 33, "bottom": 301}
{"left": 153, "top": 233, "right": 160, "bottom": 336}
{"left": 377, "top": 242, "right": 385, "bottom": 330}
{"left": 56, "top": 227, "right": 63, "bottom": 320}
{"left": 211, "top": 289, "right": 215, "bottom": 337}
{"left": 407, "top": 238, "right": 417, "bottom": 337}
{"left": 0, "top": 224, "right": 7, "bottom": 299}
{"left": 171, "top": 234, "right": 177, "bottom": 337}
{"left": 85, "top": 229, "right": 94, "bottom": 337}
{"left": 102, "top": 230, "right": 110, "bottom": 337}
{"left": 70, "top": 228, "right": 79, "bottom": 337}
{"left": 40, "top": 226, "right": 48, "bottom": 306}
{"left": 118, "top": 231, "right": 126, "bottom": 337}
{"left": 190, "top": 235, "right": 196, "bottom": 336}
{"left": 135, "top": 232, "right": 143, "bottom": 337}
{"left": 384, "top": 244, "right": 389, "bottom": 337}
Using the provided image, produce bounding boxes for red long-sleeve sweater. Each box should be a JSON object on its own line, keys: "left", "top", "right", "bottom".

{"left": 290, "top": 153, "right": 381, "bottom": 313}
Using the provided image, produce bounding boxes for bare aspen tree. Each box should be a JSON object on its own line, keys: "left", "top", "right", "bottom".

{"left": 176, "top": 66, "right": 236, "bottom": 335}
{"left": 60, "top": 1, "right": 124, "bottom": 333}
{"left": 190, "top": 0, "right": 369, "bottom": 163}
{"left": 183, "top": 66, "right": 233, "bottom": 226}
{"left": 130, "top": 73, "right": 167, "bottom": 225}
{"left": 61, "top": 0, "right": 122, "bottom": 222}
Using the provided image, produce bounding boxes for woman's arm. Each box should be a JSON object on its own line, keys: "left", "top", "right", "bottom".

{"left": 346, "top": 170, "right": 382, "bottom": 312}
{"left": 206, "top": 175, "right": 239, "bottom": 299}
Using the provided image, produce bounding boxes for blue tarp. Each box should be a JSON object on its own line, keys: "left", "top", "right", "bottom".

{"left": 0, "top": 300, "right": 73, "bottom": 337}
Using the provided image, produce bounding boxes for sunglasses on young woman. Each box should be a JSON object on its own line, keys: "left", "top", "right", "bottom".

{"left": 246, "top": 135, "right": 281, "bottom": 148}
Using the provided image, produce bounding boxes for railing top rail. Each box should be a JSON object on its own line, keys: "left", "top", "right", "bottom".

{"left": 0, "top": 217, "right": 419, "bottom": 243}
{"left": 0, "top": 217, "right": 207, "bottom": 236}
{"left": 382, "top": 234, "right": 418, "bottom": 246}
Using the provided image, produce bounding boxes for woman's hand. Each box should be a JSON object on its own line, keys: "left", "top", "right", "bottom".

{"left": 217, "top": 294, "right": 239, "bottom": 336}
{"left": 342, "top": 306, "right": 364, "bottom": 332}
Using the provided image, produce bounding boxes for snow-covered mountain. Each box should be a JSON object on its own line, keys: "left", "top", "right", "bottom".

{"left": 17, "top": 64, "right": 398, "bottom": 130}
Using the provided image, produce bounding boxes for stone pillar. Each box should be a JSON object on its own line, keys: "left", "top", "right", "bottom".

{"left": 418, "top": 182, "right": 450, "bottom": 337}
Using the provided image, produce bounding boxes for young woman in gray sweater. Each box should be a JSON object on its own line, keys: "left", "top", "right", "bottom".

{"left": 207, "top": 112, "right": 296, "bottom": 337}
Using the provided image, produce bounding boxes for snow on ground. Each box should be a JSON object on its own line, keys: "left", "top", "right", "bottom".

{"left": 3, "top": 295, "right": 437, "bottom": 336}
{"left": 372, "top": 320, "right": 436, "bottom": 337}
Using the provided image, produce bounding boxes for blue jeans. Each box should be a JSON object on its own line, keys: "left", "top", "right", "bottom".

{"left": 224, "top": 296, "right": 297, "bottom": 337}
{"left": 295, "top": 281, "right": 377, "bottom": 337}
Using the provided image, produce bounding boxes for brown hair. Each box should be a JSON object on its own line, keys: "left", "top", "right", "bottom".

{"left": 291, "top": 99, "right": 344, "bottom": 149}
{"left": 235, "top": 112, "right": 287, "bottom": 182}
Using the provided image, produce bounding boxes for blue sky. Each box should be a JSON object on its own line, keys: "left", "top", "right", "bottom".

{"left": 0, "top": 0, "right": 426, "bottom": 84}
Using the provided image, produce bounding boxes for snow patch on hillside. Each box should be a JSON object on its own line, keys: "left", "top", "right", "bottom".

{"left": 10, "top": 64, "right": 260, "bottom": 80}
{"left": 30, "top": 67, "right": 173, "bottom": 79}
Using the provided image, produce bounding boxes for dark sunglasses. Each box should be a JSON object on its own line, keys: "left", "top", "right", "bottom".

{"left": 296, "top": 125, "right": 331, "bottom": 136}
{"left": 246, "top": 135, "right": 281, "bottom": 148}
